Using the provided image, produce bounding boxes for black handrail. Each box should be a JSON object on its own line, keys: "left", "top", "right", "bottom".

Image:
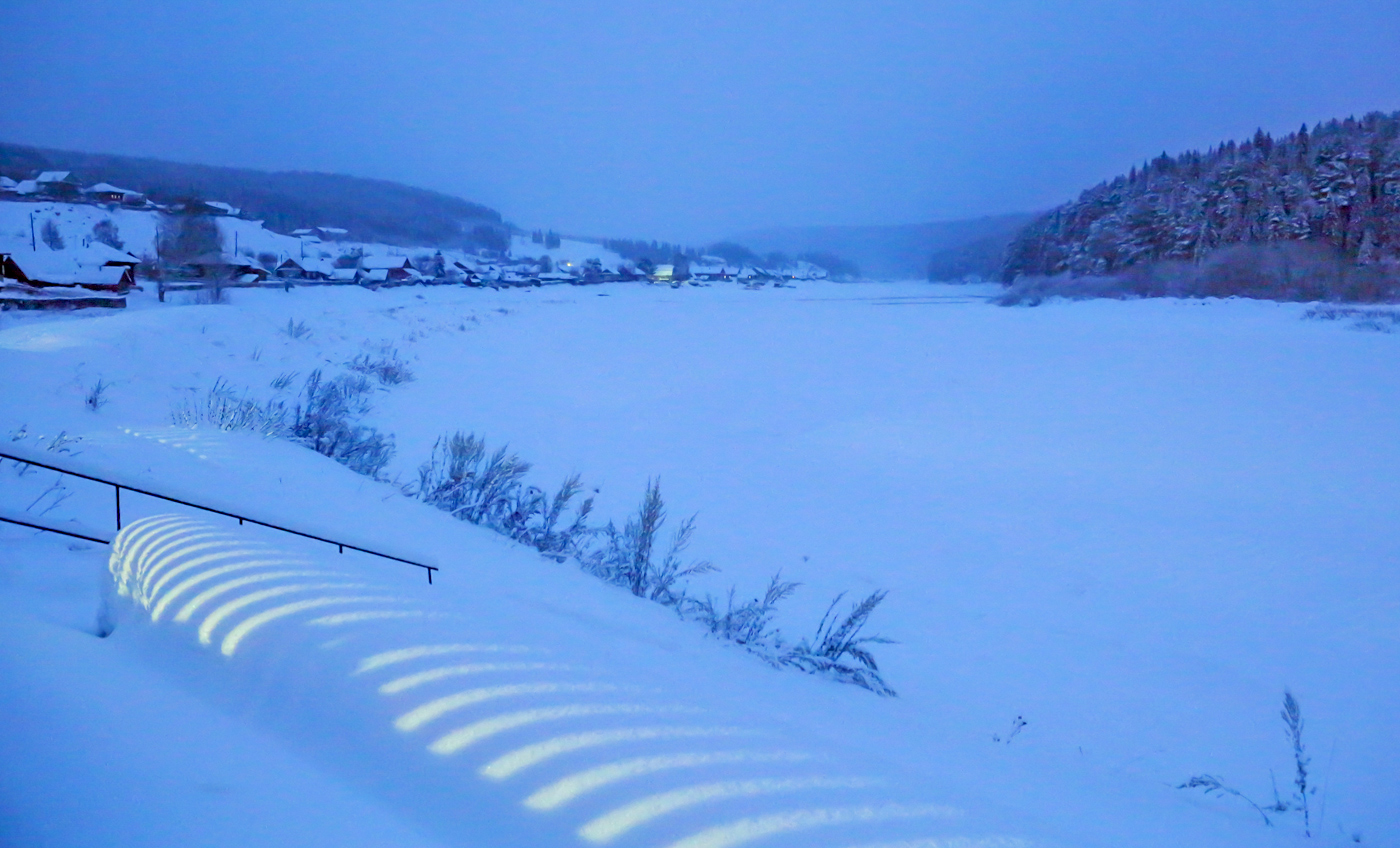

{"left": 0, "top": 512, "right": 113, "bottom": 545}
{"left": 0, "top": 450, "right": 438, "bottom": 583}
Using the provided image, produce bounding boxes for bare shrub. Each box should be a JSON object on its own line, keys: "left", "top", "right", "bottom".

{"left": 171, "top": 378, "right": 288, "bottom": 435}
{"left": 782, "top": 590, "right": 896, "bottom": 695}
{"left": 348, "top": 347, "right": 414, "bottom": 385}
{"left": 84, "top": 379, "right": 111, "bottom": 412}
{"left": 92, "top": 219, "right": 123, "bottom": 250}
{"left": 1303, "top": 305, "right": 1400, "bottom": 333}
{"left": 282, "top": 318, "right": 312, "bottom": 339}
{"left": 1178, "top": 689, "right": 1318, "bottom": 836}
{"left": 580, "top": 479, "right": 716, "bottom": 603}
{"left": 172, "top": 371, "right": 393, "bottom": 478}
{"left": 41, "top": 219, "right": 64, "bottom": 250}
{"left": 415, "top": 445, "right": 897, "bottom": 694}
{"left": 999, "top": 242, "right": 1400, "bottom": 306}
{"left": 188, "top": 285, "right": 229, "bottom": 305}
{"left": 158, "top": 212, "right": 221, "bottom": 268}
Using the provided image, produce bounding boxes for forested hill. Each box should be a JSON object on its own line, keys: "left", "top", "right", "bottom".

{"left": 1003, "top": 111, "right": 1400, "bottom": 281}
{"left": 0, "top": 142, "right": 507, "bottom": 249}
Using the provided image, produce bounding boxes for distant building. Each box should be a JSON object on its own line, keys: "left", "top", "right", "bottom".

{"left": 275, "top": 256, "right": 331, "bottom": 281}
{"left": 35, "top": 171, "right": 82, "bottom": 200}
{"left": 83, "top": 182, "right": 147, "bottom": 206}
{"left": 358, "top": 255, "right": 420, "bottom": 284}
{"left": 1, "top": 247, "right": 134, "bottom": 310}
{"left": 182, "top": 252, "right": 268, "bottom": 282}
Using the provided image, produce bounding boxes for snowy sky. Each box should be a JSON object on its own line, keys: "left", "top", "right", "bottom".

{"left": 4, "top": 0, "right": 1400, "bottom": 242}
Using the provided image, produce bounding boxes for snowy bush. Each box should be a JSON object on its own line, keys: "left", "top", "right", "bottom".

{"left": 578, "top": 479, "right": 715, "bottom": 603}
{"left": 348, "top": 347, "right": 415, "bottom": 385}
{"left": 287, "top": 370, "right": 394, "bottom": 478}
{"left": 171, "top": 371, "right": 393, "bottom": 478}
{"left": 171, "top": 378, "right": 288, "bottom": 435}
{"left": 415, "top": 451, "right": 897, "bottom": 695}
{"left": 415, "top": 432, "right": 593, "bottom": 558}
{"left": 1303, "top": 305, "right": 1400, "bottom": 332}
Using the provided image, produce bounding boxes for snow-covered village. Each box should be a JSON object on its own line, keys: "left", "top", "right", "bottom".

{"left": 2, "top": 4, "right": 1399, "bottom": 848}
{"left": 0, "top": 173, "right": 835, "bottom": 311}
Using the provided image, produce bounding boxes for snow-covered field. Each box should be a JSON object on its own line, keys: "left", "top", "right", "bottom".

{"left": 1, "top": 281, "right": 1395, "bottom": 848}
{"left": 0, "top": 199, "right": 626, "bottom": 272}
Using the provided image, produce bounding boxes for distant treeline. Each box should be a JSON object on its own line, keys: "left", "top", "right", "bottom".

{"left": 1004, "top": 111, "right": 1400, "bottom": 287}
{"left": 0, "top": 142, "right": 509, "bottom": 251}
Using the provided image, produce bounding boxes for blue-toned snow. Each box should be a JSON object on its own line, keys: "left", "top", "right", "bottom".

{"left": 0, "top": 281, "right": 1395, "bottom": 848}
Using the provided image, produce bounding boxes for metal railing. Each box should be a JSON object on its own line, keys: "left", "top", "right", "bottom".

{"left": 0, "top": 450, "right": 438, "bottom": 583}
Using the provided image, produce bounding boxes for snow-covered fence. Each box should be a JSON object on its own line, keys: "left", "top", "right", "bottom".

{"left": 103, "top": 514, "right": 1023, "bottom": 848}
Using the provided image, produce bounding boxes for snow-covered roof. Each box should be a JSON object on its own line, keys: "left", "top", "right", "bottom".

{"left": 316, "top": 226, "right": 348, "bottom": 235}
{"left": 0, "top": 177, "right": 16, "bottom": 189}
{"left": 330, "top": 267, "right": 358, "bottom": 281}
{"left": 278, "top": 256, "right": 333, "bottom": 274}
{"left": 75, "top": 243, "right": 140, "bottom": 266}
{"left": 188, "top": 252, "right": 255, "bottom": 268}
{"left": 3, "top": 250, "right": 129, "bottom": 287}
{"left": 83, "top": 182, "right": 143, "bottom": 197}
{"left": 359, "top": 255, "right": 413, "bottom": 270}
{"left": 205, "top": 201, "right": 240, "bottom": 216}
{"left": 36, "top": 171, "right": 74, "bottom": 184}
{"left": 14, "top": 180, "right": 38, "bottom": 195}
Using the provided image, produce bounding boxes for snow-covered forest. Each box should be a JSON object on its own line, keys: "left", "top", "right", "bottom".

{"left": 1003, "top": 111, "right": 1400, "bottom": 299}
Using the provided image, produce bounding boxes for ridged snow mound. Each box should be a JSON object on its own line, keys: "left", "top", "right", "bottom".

{"left": 106, "top": 514, "right": 1028, "bottom": 848}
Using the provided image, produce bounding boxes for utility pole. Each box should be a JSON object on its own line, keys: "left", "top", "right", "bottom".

{"left": 29, "top": 213, "right": 36, "bottom": 250}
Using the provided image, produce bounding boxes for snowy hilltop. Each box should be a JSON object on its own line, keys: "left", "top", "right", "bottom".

{"left": 1000, "top": 111, "right": 1400, "bottom": 302}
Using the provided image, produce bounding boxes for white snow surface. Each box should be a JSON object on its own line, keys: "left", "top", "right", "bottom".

{"left": 0, "top": 280, "right": 1395, "bottom": 848}
{"left": 0, "top": 200, "right": 614, "bottom": 270}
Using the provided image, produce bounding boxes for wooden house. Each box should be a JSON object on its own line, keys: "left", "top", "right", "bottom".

{"left": 358, "top": 255, "right": 420, "bottom": 284}
{"left": 83, "top": 182, "right": 146, "bottom": 206}
{"left": 35, "top": 171, "right": 82, "bottom": 200}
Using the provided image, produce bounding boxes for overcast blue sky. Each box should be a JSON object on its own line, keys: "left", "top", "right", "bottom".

{"left": 4, "top": 0, "right": 1399, "bottom": 242}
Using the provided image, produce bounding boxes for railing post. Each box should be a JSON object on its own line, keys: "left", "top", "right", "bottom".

{"left": 115, "top": 485, "right": 121, "bottom": 530}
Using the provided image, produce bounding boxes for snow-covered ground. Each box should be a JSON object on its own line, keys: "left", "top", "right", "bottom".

{"left": 0, "top": 199, "right": 622, "bottom": 271}
{"left": 1, "top": 281, "right": 1395, "bottom": 847}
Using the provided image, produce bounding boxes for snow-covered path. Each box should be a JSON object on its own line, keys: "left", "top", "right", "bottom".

{"left": 0, "top": 281, "right": 1395, "bottom": 847}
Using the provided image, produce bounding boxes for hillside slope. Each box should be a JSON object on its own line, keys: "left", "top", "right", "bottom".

{"left": 0, "top": 142, "right": 506, "bottom": 250}
{"left": 1003, "top": 112, "right": 1400, "bottom": 292}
